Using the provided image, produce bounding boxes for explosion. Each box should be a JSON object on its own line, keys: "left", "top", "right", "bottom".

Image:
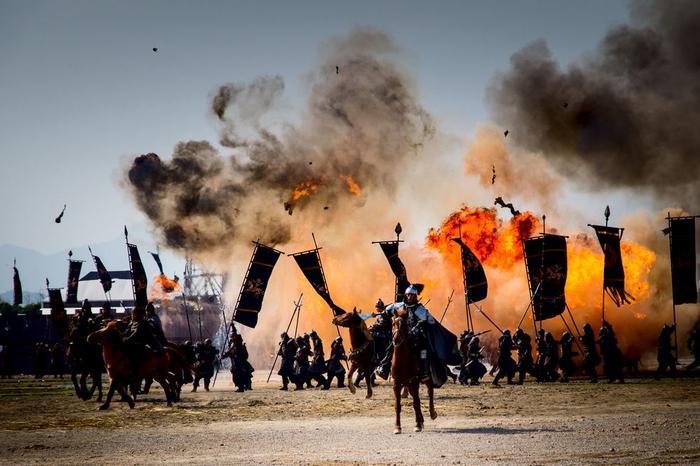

{"left": 149, "top": 274, "right": 182, "bottom": 303}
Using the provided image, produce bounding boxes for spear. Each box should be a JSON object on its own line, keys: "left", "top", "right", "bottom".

{"left": 475, "top": 304, "right": 503, "bottom": 333}
{"left": 439, "top": 289, "right": 455, "bottom": 324}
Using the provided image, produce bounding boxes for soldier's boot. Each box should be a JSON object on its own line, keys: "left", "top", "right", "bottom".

{"left": 204, "top": 380, "right": 210, "bottom": 392}
{"left": 353, "top": 371, "right": 363, "bottom": 388}
{"left": 337, "top": 374, "right": 345, "bottom": 388}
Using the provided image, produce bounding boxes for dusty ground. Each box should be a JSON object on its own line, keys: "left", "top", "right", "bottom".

{"left": 1, "top": 372, "right": 699, "bottom": 465}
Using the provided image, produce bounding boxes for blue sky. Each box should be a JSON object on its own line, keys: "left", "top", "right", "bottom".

{"left": 0, "top": 0, "right": 631, "bottom": 254}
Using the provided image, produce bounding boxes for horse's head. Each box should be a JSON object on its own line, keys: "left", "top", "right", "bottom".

{"left": 87, "top": 320, "right": 122, "bottom": 346}
{"left": 331, "top": 307, "right": 360, "bottom": 328}
{"left": 392, "top": 309, "right": 409, "bottom": 347}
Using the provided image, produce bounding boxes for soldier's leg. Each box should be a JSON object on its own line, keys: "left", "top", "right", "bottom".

{"left": 280, "top": 374, "right": 289, "bottom": 390}
{"left": 376, "top": 345, "right": 394, "bottom": 379}
{"left": 337, "top": 372, "right": 345, "bottom": 388}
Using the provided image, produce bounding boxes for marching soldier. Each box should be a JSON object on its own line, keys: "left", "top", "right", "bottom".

{"left": 492, "top": 330, "right": 516, "bottom": 385}
{"left": 192, "top": 339, "right": 218, "bottom": 392}
{"left": 293, "top": 336, "right": 311, "bottom": 390}
{"left": 559, "top": 332, "right": 577, "bottom": 382}
{"left": 308, "top": 330, "right": 330, "bottom": 389}
{"left": 580, "top": 323, "right": 600, "bottom": 383}
{"left": 327, "top": 336, "right": 347, "bottom": 388}
{"left": 277, "top": 332, "right": 297, "bottom": 391}
{"left": 458, "top": 330, "right": 473, "bottom": 385}
{"left": 513, "top": 328, "right": 534, "bottom": 385}
{"left": 465, "top": 335, "right": 487, "bottom": 385}
{"left": 654, "top": 324, "right": 677, "bottom": 379}
{"left": 598, "top": 321, "right": 624, "bottom": 383}
{"left": 534, "top": 328, "right": 547, "bottom": 382}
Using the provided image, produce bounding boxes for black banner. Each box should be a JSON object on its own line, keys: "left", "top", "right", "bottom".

{"left": 590, "top": 225, "right": 634, "bottom": 306}
{"left": 523, "top": 234, "right": 568, "bottom": 321}
{"left": 66, "top": 260, "right": 83, "bottom": 304}
{"left": 127, "top": 243, "right": 148, "bottom": 307}
{"left": 12, "top": 266, "right": 22, "bottom": 306}
{"left": 292, "top": 250, "right": 346, "bottom": 316}
{"left": 670, "top": 218, "right": 697, "bottom": 305}
{"left": 451, "top": 237, "right": 488, "bottom": 303}
{"left": 378, "top": 242, "right": 411, "bottom": 303}
{"left": 233, "top": 243, "right": 282, "bottom": 328}
{"left": 150, "top": 252, "right": 165, "bottom": 275}
{"left": 90, "top": 250, "right": 113, "bottom": 293}
{"left": 48, "top": 288, "right": 69, "bottom": 337}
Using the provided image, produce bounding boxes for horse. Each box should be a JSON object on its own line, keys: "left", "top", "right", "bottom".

{"left": 332, "top": 308, "right": 374, "bottom": 399}
{"left": 67, "top": 327, "right": 104, "bottom": 402}
{"left": 141, "top": 343, "right": 192, "bottom": 402}
{"left": 87, "top": 321, "right": 178, "bottom": 410}
{"left": 390, "top": 309, "right": 437, "bottom": 434}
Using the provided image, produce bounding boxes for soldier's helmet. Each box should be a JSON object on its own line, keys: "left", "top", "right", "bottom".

{"left": 184, "top": 340, "right": 192, "bottom": 347}
{"left": 204, "top": 338, "right": 212, "bottom": 345}
{"left": 405, "top": 285, "right": 419, "bottom": 296}
{"left": 145, "top": 302, "right": 156, "bottom": 314}
{"left": 335, "top": 336, "right": 343, "bottom": 342}
{"left": 471, "top": 337, "right": 480, "bottom": 345}
{"left": 280, "top": 331, "right": 288, "bottom": 339}
{"left": 514, "top": 328, "right": 523, "bottom": 337}
{"left": 583, "top": 323, "right": 592, "bottom": 332}
{"left": 503, "top": 329, "right": 511, "bottom": 335}
{"left": 561, "top": 331, "right": 570, "bottom": 339}
{"left": 375, "top": 298, "right": 385, "bottom": 309}
{"left": 309, "top": 330, "right": 318, "bottom": 338}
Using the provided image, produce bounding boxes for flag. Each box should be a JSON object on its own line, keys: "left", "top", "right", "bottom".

{"left": 233, "top": 243, "right": 282, "bottom": 328}
{"left": 451, "top": 237, "right": 488, "bottom": 304}
{"left": 291, "top": 249, "right": 346, "bottom": 316}
{"left": 523, "top": 234, "right": 568, "bottom": 321}
{"left": 590, "top": 225, "right": 634, "bottom": 306}
{"left": 127, "top": 243, "right": 148, "bottom": 307}
{"left": 89, "top": 247, "right": 113, "bottom": 293}
{"left": 669, "top": 218, "right": 697, "bottom": 305}
{"left": 150, "top": 252, "right": 165, "bottom": 275}
{"left": 12, "top": 262, "right": 22, "bottom": 305}
{"left": 48, "top": 288, "right": 69, "bottom": 337}
{"left": 66, "top": 259, "right": 83, "bottom": 304}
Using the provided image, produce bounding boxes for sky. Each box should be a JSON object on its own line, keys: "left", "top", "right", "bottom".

{"left": 0, "top": 0, "right": 632, "bottom": 256}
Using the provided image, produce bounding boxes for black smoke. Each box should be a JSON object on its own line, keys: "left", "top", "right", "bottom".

{"left": 125, "top": 27, "right": 434, "bottom": 258}
{"left": 489, "top": 0, "right": 700, "bottom": 209}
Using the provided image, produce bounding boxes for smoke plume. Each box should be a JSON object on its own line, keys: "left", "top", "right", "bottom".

{"left": 126, "top": 27, "right": 434, "bottom": 261}
{"left": 489, "top": 0, "right": 700, "bottom": 209}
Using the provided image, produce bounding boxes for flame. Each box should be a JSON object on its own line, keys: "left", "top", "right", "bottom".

{"left": 426, "top": 206, "right": 540, "bottom": 269}
{"left": 290, "top": 179, "right": 319, "bottom": 202}
{"left": 339, "top": 174, "right": 362, "bottom": 195}
{"left": 149, "top": 274, "right": 181, "bottom": 303}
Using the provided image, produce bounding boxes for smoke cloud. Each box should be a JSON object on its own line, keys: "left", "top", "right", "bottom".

{"left": 489, "top": 0, "right": 700, "bottom": 209}
{"left": 125, "top": 27, "right": 434, "bottom": 261}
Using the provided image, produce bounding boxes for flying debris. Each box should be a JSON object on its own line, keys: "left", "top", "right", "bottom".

{"left": 152, "top": 47, "right": 158, "bottom": 52}
{"left": 309, "top": 161, "right": 313, "bottom": 165}
{"left": 54, "top": 204, "right": 66, "bottom": 223}
{"left": 335, "top": 66, "right": 339, "bottom": 74}
{"left": 491, "top": 165, "right": 496, "bottom": 184}
{"left": 503, "top": 130, "right": 509, "bottom": 138}
{"left": 323, "top": 206, "right": 329, "bottom": 210}
{"left": 494, "top": 196, "right": 521, "bottom": 217}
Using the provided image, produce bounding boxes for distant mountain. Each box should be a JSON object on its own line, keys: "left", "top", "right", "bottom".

{"left": 0, "top": 237, "right": 185, "bottom": 297}
{"left": 0, "top": 290, "right": 43, "bottom": 304}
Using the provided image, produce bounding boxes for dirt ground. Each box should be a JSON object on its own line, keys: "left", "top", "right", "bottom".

{"left": 1, "top": 372, "right": 699, "bottom": 465}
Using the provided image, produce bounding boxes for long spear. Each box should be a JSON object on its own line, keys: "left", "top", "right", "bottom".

{"left": 266, "top": 294, "right": 304, "bottom": 383}
{"left": 475, "top": 304, "right": 503, "bottom": 333}
{"left": 439, "top": 289, "right": 455, "bottom": 324}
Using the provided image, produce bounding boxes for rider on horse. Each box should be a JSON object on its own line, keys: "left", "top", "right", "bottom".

{"left": 376, "top": 285, "right": 460, "bottom": 387}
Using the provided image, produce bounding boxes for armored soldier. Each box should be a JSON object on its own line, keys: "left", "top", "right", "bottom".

{"left": 181, "top": 340, "right": 195, "bottom": 384}
{"left": 465, "top": 336, "right": 487, "bottom": 385}
{"left": 559, "top": 332, "right": 578, "bottom": 382}
{"left": 222, "top": 331, "right": 254, "bottom": 392}
{"left": 542, "top": 332, "right": 560, "bottom": 382}
{"left": 534, "top": 328, "right": 547, "bottom": 382}
{"left": 192, "top": 339, "right": 219, "bottom": 392}
{"left": 122, "top": 307, "right": 162, "bottom": 357}
{"left": 308, "top": 330, "right": 330, "bottom": 389}
{"left": 579, "top": 323, "right": 600, "bottom": 383}
{"left": 376, "top": 285, "right": 439, "bottom": 382}
{"left": 654, "top": 324, "right": 677, "bottom": 379}
{"left": 277, "top": 332, "right": 297, "bottom": 391}
{"left": 513, "top": 328, "right": 534, "bottom": 385}
{"left": 458, "top": 330, "right": 474, "bottom": 385}
{"left": 34, "top": 342, "right": 50, "bottom": 379}
{"left": 326, "top": 336, "right": 347, "bottom": 388}
{"left": 293, "top": 336, "right": 311, "bottom": 390}
{"left": 145, "top": 302, "right": 167, "bottom": 347}
{"left": 492, "top": 330, "right": 516, "bottom": 385}
{"left": 598, "top": 321, "right": 624, "bottom": 383}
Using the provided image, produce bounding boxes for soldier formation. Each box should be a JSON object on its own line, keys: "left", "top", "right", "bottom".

{"left": 276, "top": 329, "right": 347, "bottom": 391}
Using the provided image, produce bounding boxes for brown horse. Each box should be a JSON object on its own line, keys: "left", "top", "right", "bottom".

{"left": 391, "top": 309, "right": 436, "bottom": 434}
{"left": 87, "top": 321, "right": 177, "bottom": 410}
{"left": 332, "top": 308, "right": 374, "bottom": 399}
{"left": 67, "top": 330, "right": 104, "bottom": 402}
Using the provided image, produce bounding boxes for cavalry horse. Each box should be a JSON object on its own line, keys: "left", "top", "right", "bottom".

{"left": 87, "top": 321, "right": 180, "bottom": 410}
{"left": 332, "top": 308, "right": 374, "bottom": 399}
{"left": 391, "top": 308, "right": 437, "bottom": 434}
{"left": 67, "top": 327, "right": 103, "bottom": 402}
